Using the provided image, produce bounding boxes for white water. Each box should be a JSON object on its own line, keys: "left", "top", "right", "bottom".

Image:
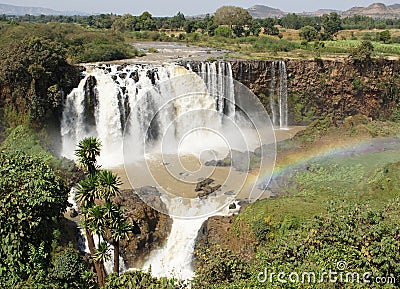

{"left": 61, "top": 62, "right": 240, "bottom": 167}
{"left": 143, "top": 217, "right": 206, "bottom": 279}
{"left": 268, "top": 60, "right": 288, "bottom": 129}
{"left": 61, "top": 61, "right": 274, "bottom": 281}
{"left": 142, "top": 198, "right": 241, "bottom": 280}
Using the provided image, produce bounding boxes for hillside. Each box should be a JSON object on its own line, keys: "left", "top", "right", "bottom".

{"left": 0, "top": 3, "right": 86, "bottom": 16}
{"left": 247, "top": 5, "right": 287, "bottom": 18}
{"left": 342, "top": 2, "right": 400, "bottom": 18}
{"left": 248, "top": 2, "right": 400, "bottom": 19}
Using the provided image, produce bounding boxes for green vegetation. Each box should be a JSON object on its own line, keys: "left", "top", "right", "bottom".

{"left": 74, "top": 137, "right": 132, "bottom": 286}
{"left": 0, "top": 7, "right": 399, "bottom": 63}
{"left": 193, "top": 117, "right": 400, "bottom": 288}
{"left": 0, "top": 37, "right": 79, "bottom": 129}
{"left": 0, "top": 152, "right": 68, "bottom": 284}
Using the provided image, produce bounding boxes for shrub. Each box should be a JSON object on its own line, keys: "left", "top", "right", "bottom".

{"left": 214, "top": 26, "right": 234, "bottom": 38}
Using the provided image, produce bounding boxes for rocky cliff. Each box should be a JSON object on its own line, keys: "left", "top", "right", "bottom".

{"left": 112, "top": 189, "right": 172, "bottom": 268}
{"left": 230, "top": 58, "right": 400, "bottom": 125}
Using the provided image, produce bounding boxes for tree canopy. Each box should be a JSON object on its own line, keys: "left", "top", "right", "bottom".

{"left": 0, "top": 152, "right": 68, "bottom": 282}
{"left": 214, "top": 6, "right": 252, "bottom": 27}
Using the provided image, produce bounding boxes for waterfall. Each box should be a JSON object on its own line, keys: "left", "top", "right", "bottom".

{"left": 61, "top": 62, "right": 237, "bottom": 166}
{"left": 142, "top": 198, "right": 241, "bottom": 280}
{"left": 61, "top": 61, "right": 272, "bottom": 281}
{"left": 268, "top": 61, "right": 288, "bottom": 129}
{"left": 278, "top": 61, "right": 288, "bottom": 129}
{"left": 189, "top": 61, "right": 236, "bottom": 118}
{"left": 143, "top": 217, "right": 206, "bottom": 280}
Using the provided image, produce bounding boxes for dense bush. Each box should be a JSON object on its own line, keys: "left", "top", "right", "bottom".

{"left": 251, "top": 36, "right": 298, "bottom": 52}
{"left": 0, "top": 37, "right": 79, "bottom": 127}
{"left": 103, "top": 270, "right": 180, "bottom": 289}
{"left": 193, "top": 245, "right": 250, "bottom": 287}
{"left": 0, "top": 152, "right": 68, "bottom": 284}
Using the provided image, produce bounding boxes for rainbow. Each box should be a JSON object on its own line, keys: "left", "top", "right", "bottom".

{"left": 245, "top": 136, "right": 400, "bottom": 199}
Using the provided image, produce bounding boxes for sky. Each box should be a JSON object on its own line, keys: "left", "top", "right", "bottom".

{"left": 1, "top": 0, "right": 399, "bottom": 16}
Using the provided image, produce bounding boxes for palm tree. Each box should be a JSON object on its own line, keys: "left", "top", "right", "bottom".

{"left": 93, "top": 241, "right": 111, "bottom": 264}
{"left": 87, "top": 205, "right": 106, "bottom": 245}
{"left": 103, "top": 202, "right": 132, "bottom": 274}
{"left": 110, "top": 217, "right": 131, "bottom": 274}
{"left": 75, "top": 137, "right": 101, "bottom": 174}
{"left": 74, "top": 137, "right": 107, "bottom": 286}
{"left": 96, "top": 170, "right": 122, "bottom": 202}
{"left": 75, "top": 173, "right": 98, "bottom": 208}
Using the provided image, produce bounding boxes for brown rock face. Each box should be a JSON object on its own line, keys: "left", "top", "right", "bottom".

{"left": 112, "top": 189, "right": 172, "bottom": 268}
{"left": 230, "top": 59, "right": 400, "bottom": 125}
{"left": 195, "top": 211, "right": 257, "bottom": 263}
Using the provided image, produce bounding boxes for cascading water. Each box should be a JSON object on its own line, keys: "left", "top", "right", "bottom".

{"left": 187, "top": 61, "right": 236, "bottom": 118}
{"left": 61, "top": 60, "right": 276, "bottom": 281}
{"left": 268, "top": 60, "right": 288, "bottom": 129}
{"left": 61, "top": 61, "right": 244, "bottom": 279}
{"left": 61, "top": 62, "right": 237, "bottom": 165}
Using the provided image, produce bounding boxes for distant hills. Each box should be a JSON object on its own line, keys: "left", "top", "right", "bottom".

{"left": 0, "top": 3, "right": 87, "bottom": 16}
{"left": 248, "top": 2, "right": 400, "bottom": 19}
{"left": 0, "top": 2, "right": 399, "bottom": 19}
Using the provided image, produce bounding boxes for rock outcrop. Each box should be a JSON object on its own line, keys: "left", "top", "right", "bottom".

{"left": 112, "top": 189, "right": 172, "bottom": 268}
{"left": 229, "top": 59, "right": 400, "bottom": 125}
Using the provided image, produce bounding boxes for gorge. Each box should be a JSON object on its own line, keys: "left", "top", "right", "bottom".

{"left": 59, "top": 57, "right": 400, "bottom": 280}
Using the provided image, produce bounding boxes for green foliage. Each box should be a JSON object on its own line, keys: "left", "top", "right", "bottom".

{"left": 214, "top": 6, "right": 252, "bottom": 27}
{"left": 51, "top": 247, "right": 95, "bottom": 289}
{"left": 193, "top": 245, "right": 250, "bottom": 287}
{"left": 0, "top": 37, "right": 79, "bottom": 126}
{"left": 75, "top": 43, "right": 143, "bottom": 63}
{"left": 75, "top": 137, "right": 131, "bottom": 280}
{"left": 214, "top": 26, "right": 234, "bottom": 38}
{"left": 251, "top": 36, "right": 297, "bottom": 52}
{"left": 252, "top": 200, "right": 400, "bottom": 288}
{"left": 0, "top": 152, "right": 68, "bottom": 283}
{"left": 321, "top": 12, "right": 341, "bottom": 39}
{"left": 299, "top": 25, "right": 318, "bottom": 42}
{"left": 351, "top": 40, "right": 374, "bottom": 61}
{"left": 103, "top": 270, "right": 180, "bottom": 289}
{"left": 378, "top": 29, "right": 391, "bottom": 44}
{"left": 251, "top": 216, "right": 273, "bottom": 243}
{"left": 75, "top": 137, "right": 101, "bottom": 173}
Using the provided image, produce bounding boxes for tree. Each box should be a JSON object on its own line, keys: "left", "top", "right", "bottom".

{"left": 75, "top": 137, "right": 101, "bottom": 174}
{"left": 351, "top": 40, "right": 374, "bottom": 61}
{"left": 299, "top": 25, "right": 318, "bottom": 42}
{"left": 321, "top": 12, "right": 341, "bottom": 39}
{"left": 260, "top": 18, "right": 279, "bottom": 36}
{"left": 214, "top": 26, "right": 234, "bottom": 38}
{"left": 214, "top": 6, "right": 252, "bottom": 27}
{"left": 0, "top": 152, "right": 68, "bottom": 281}
{"left": 0, "top": 37, "right": 79, "bottom": 128}
{"left": 75, "top": 137, "right": 106, "bottom": 286}
{"left": 279, "top": 13, "right": 304, "bottom": 30}
{"left": 169, "top": 12, "right": 185, "bottom": 30}
{"left": 378, "top": 30, "right": 391, "bottom": 43}
{"left": 249, "top": 20, "right": 261, "bottom": 36}
{"left": 75, "top": 137, "right": 131, "bottom": 280}
{"left": 138, "top": 12, "right": 156, "bottom": 31}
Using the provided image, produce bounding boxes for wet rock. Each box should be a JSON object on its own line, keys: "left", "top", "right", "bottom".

{"left": 204, "top": 159, "right": 217, "bottom": 166}
{"left": 111, "top": 189, "right": 172, "bottom": 268}
{"left": 69, "top": 208, "right": 78, "bottom": 218}
{"left": 195, "top": 178, "right": 214, "bottom": 191}
{"left": 229, "top": 203, "right": 237, "bottom": 210}
{"left": 130, "top": 71, "right": 139, "bottom": 82}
